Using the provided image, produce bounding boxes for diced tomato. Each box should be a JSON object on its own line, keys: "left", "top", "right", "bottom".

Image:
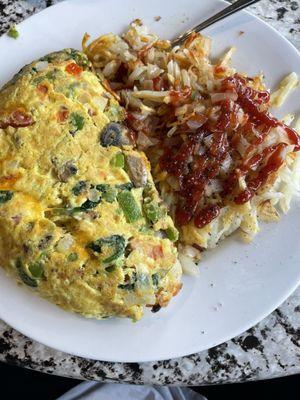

{"left": 57, "top": 106, "right": 69, "bottom": 122}
{"left": 37, "top": 84, "right": 48, "bottom": 95}
{"left": 65, "top": 62, "right": 83, "bottom": 76}
{"left": 150, "top": 245, "right": 164, "bottom": 260}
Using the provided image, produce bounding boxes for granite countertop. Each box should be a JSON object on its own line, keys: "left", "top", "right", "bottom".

{"left": 0, "top": 0, "right": 299, "bottom": 385}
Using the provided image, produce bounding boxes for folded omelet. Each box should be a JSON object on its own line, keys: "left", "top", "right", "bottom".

{"left": 0, "top": 49, "right": 181, "bottom": 320}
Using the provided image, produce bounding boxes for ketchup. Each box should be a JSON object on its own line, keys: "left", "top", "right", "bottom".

{"left": 169, "top": 87, "right": 192, "bottom": 105}
{"left": 157, "top": 74, "right": 299, "bottom": 228}
{"left": 195, "top": 205, "right": 221, "bottom": 229}
{"left": 235, "top": 143, "right": 286, "bottom": 204}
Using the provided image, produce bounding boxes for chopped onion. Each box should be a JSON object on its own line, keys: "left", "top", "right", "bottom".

{"left": 57, "top": 235, "right": 74, "bottom": 253}
{"left": 78, "top": 93, "right": 90, "bottom": 105}
{"left": 187, "top": 119, "right": 205, "bottom": 130}
{"left": 220, "top": 153, "right": 233, "bottom": 173}
{"left": 179, "top": 244, "right": 202, "bottom": 261}
{"left": 34, "top": 61, "right": 49, "bottom": 72}
{"left": 7, "top": 160, "right": 19, "bottom": 170}
{"left": 88, "top": 188, "right": 101, "bottom": 202}
{"left": 178, "top": 253, "right": 200, "bottom": 276}
{"left": 137, "top": 131, "right": 158, "bottom": 149}
{"left": 123, "top": 292, "right": 156, "bottom": 306}
{"left": 93, "top": 96, "right": 108, "bottom": 112}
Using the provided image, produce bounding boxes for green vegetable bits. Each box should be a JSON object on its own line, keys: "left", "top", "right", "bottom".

{"left": 70, "top": 112, "right": 85, "bottom": 132}
{"left": 165, "top": 227, "right": 178, "bottom": 242}
{"left": 117, "top": 190, "right": 142, "bottom": 223}
{"left": 143, "top": 202, "right": 161, "bottom": 224}
{"left": 111, "top": 153, "right": 125, "bottom": 168}
{"left": 16, "top": 258, "right": 38, "bottom": 288}
{"left": 96, "top": 184, "right": 117, "bottom": 203}
{"left": 7, "top": 25, "right": 19, "bottom": 39}
{"left": 68, "top": 252, "right": 78, "bottom": 262}
{"left": 88, "top": 235, "right": 125, "bottom": 264}
{"left": 0, "top": 190, "right": 14, "bottom": 204}
{"left": 29, "top": 261, "right": 44, "bottom": 279}
{"left": 72, "top": 181, "right": 87, "bottom": 196}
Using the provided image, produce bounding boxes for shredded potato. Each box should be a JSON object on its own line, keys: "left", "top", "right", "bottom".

{"left": 294, "top": 117, "right": 300, "bottom": 133}
{"left": 270, "top": 72, "right": 299, "bottom": 108}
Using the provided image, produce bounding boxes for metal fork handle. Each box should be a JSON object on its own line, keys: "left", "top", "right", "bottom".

{"left": 171, "top": 0, "right": 261, "bottom": 47}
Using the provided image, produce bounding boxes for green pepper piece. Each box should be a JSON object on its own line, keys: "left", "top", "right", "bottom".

{"left": 67, "top": 252, "right": 78, "bottom": 262}
{"left": 32, "top": 76, "right": 45, "bottom": 85}
{"left": 96, "top": 184, "right": 117, "bottom": 203}
{"left": 95, "top": 184, "right": 108, "bottom": 192}
{"left": 7, "top": 25, "right": 19, "bottom": 39}
{"left": 139, "top": 225, "right": 151, "bottom": 234}
{"left": 0, "top": 190, "right": 14, "bottom": 204}
{"left": 28, "top": 261, "right": 44, "bottom": 279}
{"left": 118, "top": 272, "right": 137, "bottom": 290}
{"left": 105, "top": 265, "right": 116, "bottom": 273}
{"left": 118, "top": 282, "right": 135, "bottom": 290}
{"left": 69, "top": 49, "right": 90, "bottom": 68}
{"left": 49, "top": 198, "right": 101, "bottom": 216}
{"left": 65, "top": 82, "right": 80, "bottom": 98}
{"left": 143, "top": 203, "right": 161, "bottom": 224}
{"left": 88, "top": 235, "right": 126, "bottom": 264}
{"left": 103, "top": 187, "right": 117, "bottom": 203}
{"left": 115, "top": 182, "right": 133, "bottom": 191}
{"left": 16, "top": 258, "right": 38, "bottom": 288}
{"left": 117, "top": 190, "right": 142, "bottom": 223}
{"left": 152, "top": 273, "right": 160, "bottom": 287}
{"left": 45, "top": 69, "right": 60, "bottom": 81}
{"left": 70, "top": 198, "right": 101, "bottom": 214}
{"left": 72, "top": 181, "right": 87, "bottom": 196}
{"left": 70, "top": 112, "right": 85, "bottom": 132}
{"left": 111, "top": 153, "right": 125, "bottom": 168}
{"left": 78, "top": 199, "right": 100, "bottom": 211}
{"left": 165, "top": 227, "right": 179, "bottom": 242}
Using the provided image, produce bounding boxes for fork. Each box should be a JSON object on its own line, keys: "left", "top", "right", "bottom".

{"left": 172, "top": 0, "right": 262, "bottom": 47}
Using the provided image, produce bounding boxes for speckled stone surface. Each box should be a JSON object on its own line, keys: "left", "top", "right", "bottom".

{"left": 0, "top": 0, "right": 299, "bottom": 385}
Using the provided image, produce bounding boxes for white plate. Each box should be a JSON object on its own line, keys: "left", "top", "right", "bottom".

{"left": 0, "top": 0, "right": 299, "bottom": 363}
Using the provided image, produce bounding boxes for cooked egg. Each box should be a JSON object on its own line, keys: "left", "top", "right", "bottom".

{"left": 0, "top": 49, "right": 182, "bottom": 321}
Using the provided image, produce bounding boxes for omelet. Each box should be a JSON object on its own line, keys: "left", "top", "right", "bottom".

{"left": 0, "top": 49, "right": 182, "bottom": 321}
